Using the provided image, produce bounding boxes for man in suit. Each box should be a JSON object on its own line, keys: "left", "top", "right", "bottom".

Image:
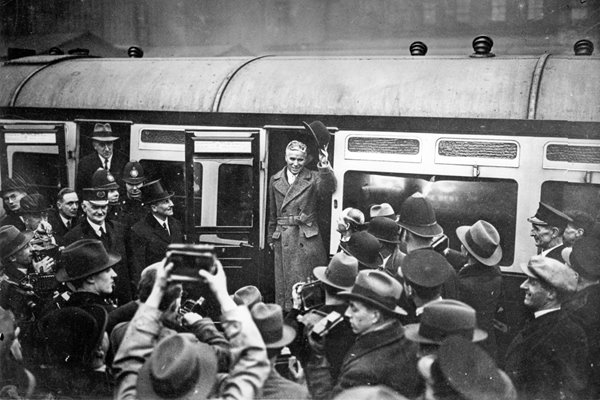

{"left": 75, "top": 123, "right": 127, "bottom": 193}
{"left": 47, "top": 188, "right": 79, "bottom": 244}
{"left": 528, "top": 202, "right": 572, "bottom": 261}
{"left": 129, "top": 179, "right": 183, "bottom": 284}
{"left": 0, "top": 178, "right": 28, "bottom": 231}
{"left": 367, "top": 216, "right": 404, "bottom": 277}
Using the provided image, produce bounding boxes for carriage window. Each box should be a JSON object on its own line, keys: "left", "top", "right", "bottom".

{"left": 343, "top": 171, "right": 518, "bottom": 266}
{"left": 12, "top": 151, "right": 61, "bottom": 202}
{"left": 541, "top": 181, "right": 600, "bottom": 221}
{"left": 217, "top": 163, "right": 253, "bottom": 227}
{"left": 139, "top": 160, "right": 192, "bottom": 222}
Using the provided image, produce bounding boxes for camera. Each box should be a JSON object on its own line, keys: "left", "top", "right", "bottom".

{"left": 310, "top": 311, "right": 344, "bottom": 340}
{"left": 167, "top": 244, "right": 216, "bottom": 282}
{"left": 299, "top": 280, "right": 325, "bottom": 310}
{"left": 179, "top": 296, "right": 207, "bottom": 316}
{"left": 432, "top": 234, "right": 449, "bottom": 254}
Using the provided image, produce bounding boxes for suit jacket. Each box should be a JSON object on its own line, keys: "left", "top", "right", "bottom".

{"left": 504, "top": 309, "right": 589, "bottom": 400}
{"left": 62, "top": 219, "right": 133, "bottom": 305}
{"left": 0, "top": 212, "right": 26, "bottom": 231}
{"left": 76, "top": 151, "right": 127, "bottom": 192}
{"left": 129, "top": 213, "right": 184, "bottom": 285}
{"left": 46, "top": 209, "right": 77, "bottom": 245}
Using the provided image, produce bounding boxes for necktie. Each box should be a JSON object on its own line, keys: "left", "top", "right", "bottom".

{"left": 99, "top": 226, "right": 106, "bottom": 238}
{"left": 66, "top": 219, "right": 71, "bottom": 229}
{"left": 162, "top": 222, "right": 170, "bottom": 236}
{"left": 103, "top": 157, "right": 109, "bottom": 170}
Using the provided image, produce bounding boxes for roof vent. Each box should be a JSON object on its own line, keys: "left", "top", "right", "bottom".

{"left": 68, "top": 48, "right": 90, "bottom": 56}
{"left": 128, "top": 46, "right": 144, "bottom": 58}
{"left": 574, "top": 39, "right": 594, "bottom": 56}
{"left": 470, "top": 35, "right": 495, "bottom": 58}
{"left": 49, "top": 47, "right": 64, "bottom": 55}
{"left": 409, "top": 41, "right": 428, "bottom": 56}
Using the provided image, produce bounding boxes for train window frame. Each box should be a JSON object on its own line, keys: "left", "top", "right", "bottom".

{"left": 540, "top": 181, "right": 600, "bottom": 222}
{"left": 9, "top": 147, "right": 62, "bottom": 203}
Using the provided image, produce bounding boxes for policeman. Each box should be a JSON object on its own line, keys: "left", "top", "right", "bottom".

{"left": 119, "top": 161, "right": 147, "bottom": 229}
{"left": 91, "top": 168, "right": 123, "bottom": 222}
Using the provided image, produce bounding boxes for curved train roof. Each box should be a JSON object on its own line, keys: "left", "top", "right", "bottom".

{"left": 1, "top": 54, "right": 599, "bottom": 122}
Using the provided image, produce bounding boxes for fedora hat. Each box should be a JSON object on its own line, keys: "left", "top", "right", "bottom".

{"left": 137, "top": 333, "right": 218, "bottom": 400}
{"left": 91, "top": 168, "right": 119, "bottom": 190}
{"left": 302, "top": 120, "right": 332, "bottom": 149}
{"left": 340, "top": 231, "right": 383, "bottom": 269}
{"left": 401, "top": 249, "right": 452, "bottom": 288}
{"left": 438, "top": 336, "right": 517, "bottom": 400}
{"left": 527, "top": 202, "right": 572, "bottom": 230}
{"left": 339, "top": 269, "right": 407, "bottom": 316}
{"left": 141, "top": 179, "right": 173, "bottom": 204}
{"left": 313, "top": 252, "right": 359, "bottom": 291}
{"left": 231, "top": 285, "right": 263, "bottom": 309}
{"left": 0, "top": 225, "right": 33, "bottom": 261}
{"left": 521, "top": 255, "right": 577, "bottom": 293}
{"left": 369, "top": 203, "right": 397, "bottom": 221}
{"left": 251, "top": 302, "right": 296, "bottom": 348}
{"left": 0, "top": 178, "right": 28, "bottom": 197}
{"left": 91, "top": 123, "right": 119, "bottom": 142}
{"left": 56, "top": 239, "right": 121, "bottom": 282}
{"left": 397, "top": 193, "right": 443, "bottom": 238}
{"left": 18, "top": 193, "right": 50, "bottom": 214}
{"left": 82, "top": 188, "right": 109, "bottom": 206}
{"left": 404, "top": 299, "right": 488, "bottom": 344}
{"left": 122, "top": 161, "right": 146, "bottom": 185}
{"left": 456, "top": 220, "right": 502, "bottom": 266}
{"left": 367, "top": 217, "right": 401, "bottom": 244}
{"left": 570, "top": 237, "right": 600, "bottom": 280}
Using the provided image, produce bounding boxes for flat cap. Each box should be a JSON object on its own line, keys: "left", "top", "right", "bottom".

{"left": 521, "top": 255, "right": 577, "bottom": 293}
{"left": 401, "top": 249, "right": 452, "bottom": 288}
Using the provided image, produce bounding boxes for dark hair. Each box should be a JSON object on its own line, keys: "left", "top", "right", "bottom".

{"left": 565, "top": 210, "right": 595, "bottom": 234}
{"left": 57, "top": 188, "right": 77, "bottom": 202}
{"left": 137, "top": 268, "right": 182, "bottom": 311}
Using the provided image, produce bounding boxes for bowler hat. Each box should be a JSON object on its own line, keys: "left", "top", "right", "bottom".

{"left": 521, "top": 255, "right": 577, "bottom": 293}
{"left": 570, "top": 237, "right": 600, "bottom": 280}
{"left": 456, "top": 220, "right": 502, "bottom": 266}
{"left": 0, "top": 178, "right": 27, "bottom": 197}
{"left": 91, "top": 123, "right": 119, "bottom": 142}
{"left": 18, "top": 194, "right": 50, "bottom": 214}
{"left": 141, "top": 179, "right": 173, "bottom": 204}
{"left": 369, "top": 203, "right": 397, "bottom": 221}
{"left": 82, "top": 188, "right": 109, "bottom": 205}
{"left": 404, "top": 299, "right": 488, "bottom": 344}
{"left": 367, "top": 217, "right": 401, "bottom": 243}
{"left": 91, "top": 168, "right": 119, "bottom": 190}
{"left": 313, "top": 252, "right": 359, "bottom": 290}
{"left": 56, "top": 239, "right": 121, "bottom": 282}
{"left": 527, "top": 202, "right": 572, "bottom": 230}
{"left": 438, "top": 336, "right": 517, "bottom": 400}
{"left": 340, "top": 231, "right": 383, "bottom": 269}
{"left": 402, "top": 249, "right": 452, "bottom": 288}
{"left": 339, "top": 269, "right": 407, "bottom": 316}
{"left": 137, "top": 333, "right": 218, "bottom": 400}
{"left": 397, "top": 193, "right": 443, "bottom": 238}
{"left": 302, "top": 120, "right": 332, "bottom": 149}
{"left": 232, "top": 285, "right": 263, "bottom": 309}
{"left": 251, "top": 302, "right": 296, "bottom": 348}
{"left": 122, "top": 161, "right": 146, "bottom": 185}
{"left": 0, "top": 226, "right": 33, "bottom": 261}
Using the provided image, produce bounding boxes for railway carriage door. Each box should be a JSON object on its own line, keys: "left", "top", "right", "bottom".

{"left": 184, "top": 130, "right": 262, "bottom": 293}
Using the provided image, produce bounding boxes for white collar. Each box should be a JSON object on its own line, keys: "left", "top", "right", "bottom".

{"left": 541, "top": 243, "right": 562, "bottom": 256}
{"left": 59, "top": 213, "right": 71, "bottom": 226}
{"left": 87, "top": 218, "right": 106, "bottom": 236}
{"left": 286, "top": 168, "right": 298, "bottom": 184}
{"left": 153, "top": 215, "right": 168, "bottom": 226}
{"left": 534, "top": 306, "right": 561, "bottom": 319}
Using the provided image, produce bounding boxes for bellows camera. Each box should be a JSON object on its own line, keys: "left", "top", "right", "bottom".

{"left": 166, "top": 244, "right": 216, "bottom": 282}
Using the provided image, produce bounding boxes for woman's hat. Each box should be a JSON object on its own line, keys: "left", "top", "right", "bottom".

{"left": 338, "top": 270, "right": 407, "bottom": 316}
{"left": 91, "top": 168, "right": 119, "bottom": 190}
{"left": 56, "top": 239, "right": 121, "bottom": 282}
{"left": 0, "top": 178, "right": 28, "bottom": 196}
{"left": 302, "top": 120, "right": 332, "bottom": 148}
{"left": 456, "top": 220, "right": 502, "bottom": 266}
{"left": 397, "top": 193, "right": 443, "bottom": 238}
{"left": 137, "top": 333, "right": 218, "bottom": 400}
{"left": 404, "top": 299, "right": 488, "bottom": 344}
{"left": 313, "top": 252, "right": 359, "bottom": 291}
{"left": 141, "top": 179, "right": 174, "bottom": 204}
{"left": 18, "top": 194, "right": 50, "bottom": 214}
{"left": 251, "top": 302, "right": 296, "bottom": 348}
{"left": 0, "top": 225, "right": 33, "bottom": 261}
{"left": 367, "top": 217, "right": 401, "bottom": 244}
{"left": 340, "top": 231, "right": 383, "bottom": 269}
{"left": 91, "top": 123, "right": 119, "bottom": 142}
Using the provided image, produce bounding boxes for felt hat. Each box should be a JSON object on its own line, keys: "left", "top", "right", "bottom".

{"left": 404, "top": 299, "right": 488, "bottom": 344}
{"left": 137, "top": 333, "right": 218, "bottom": 400}
{"left": 0, "top": 226, "right": 33, "bottom": 261}
{"left": 456, "top": 220, "right": 502, "bottom": 266}
{"left": 527, "top": 202, "right": 572, "bottom": 230}
{"left": 251, "top": 302, "right": 296, "bottom": 348}
{"left": 401, "top": 249, "right": 453, "bottom": 288}
{"left": 313, "top": 252, "right": 359, "bottom": 291}
{"left": 231, "top": 285, "right": 263, "bottom": 309}
{"left": 91, "top": 168, "right": 119, "bottom": 190}
{"left": 521, "top": 255, "right": 577, "bottom": 293}
{"left": 302, "top": 120, "right": 332, "bottom": 148}
{"left": 340, "top": 231, "right": 383, "bottom": 269}
{"left": 91, "top": 123, "right": 119, "bottom": 142}
{"left": 122, "top": 161, "right": 146, "bottom": 185}
{"left": 0, "top": 178, "right": 28, "bottom": 197}
{"left": 397, "top": 193, "right": 443, "bottom": 238}
{"left": 367, "top": 216, "right": 401, "bottom": 244}
{"left": 56, "top": 239, "right": 121, "bottom": 282}
{"left": 141, "top": 179, "right": 173, "bottom": 204}
{"left": 369, "top": 203, "right": 397, "bottom": 221}
{"left": 339, "top": 269, "right": 407, "bottom": 316}
{"left": 18, "top": 194, "right": 50, "bottom": 214}
{"left": 570, "top": 237, "right": 600, "bottom": 280}
{"left": 82, "top": 188, "right": 109, "bottom": 206}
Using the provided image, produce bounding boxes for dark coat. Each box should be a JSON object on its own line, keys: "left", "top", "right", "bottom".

{"left": 119, "top": 197, "right": 147, "bottom": 230}
{"left": 0, "top": 212, "right": 25, "bottom": 231}
{"left": 259, "top": 367, "right": 310, "bottom": 400}
{"left": 306, "top": 319, "right": 422, "bottom": 400}
{"left": 76, "top": 151, "right": 127, "bottom": 192}
{"left": 129, "top": 213, "right": 184, "bottom": 284}
{"left": 66, "top": 291, "right": 117, "bottom": 315}
{"left": 268, "top": 165, "right": 336, "bottom": 309}
{"left": 457, "top": 261, "right": 502, "bottom": 360}
{"left": 62, "top": 219, "right": 134, "bottom": 305}
{"left": 382, "top": 246, "right": 405, "bottom": 278}
{"left": 46, "top": 209, "right": 77, "bottom": 245}
{"left": 0, "top": 262, "right": 35, "bottom": 322}
{"left": 544, "top": 243, "right": 568, "bottom": 263}
{"left": 504, "top": 309, "right": 589, "bottom": 400}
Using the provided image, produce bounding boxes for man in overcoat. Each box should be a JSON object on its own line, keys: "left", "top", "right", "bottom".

{"left": 47, "top": 188, "right": 79, "bottom": 245}
{"left": 268, "top": 138, "right": 336, "bottom": 309}
{"left": 0, "top": 178, "right": 28, "bottom": 231}
{"left": 528, "top": 202, "right": 572, "bottom": 262}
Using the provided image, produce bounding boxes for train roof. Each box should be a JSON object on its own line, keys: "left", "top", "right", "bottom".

{"left": 1, "top": 54, "right": 599, "bottom": 122}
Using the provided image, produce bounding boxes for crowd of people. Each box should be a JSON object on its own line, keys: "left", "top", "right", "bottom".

{"left": 0, "top": 121, "right": 599, "bottom": 400}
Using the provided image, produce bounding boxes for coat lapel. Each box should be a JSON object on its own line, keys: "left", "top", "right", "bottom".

{"left": 280, "top": 168, "right": 313, "bottom": 211}
{"left": 147, "top": 214, "right": 171, "bottom": 243}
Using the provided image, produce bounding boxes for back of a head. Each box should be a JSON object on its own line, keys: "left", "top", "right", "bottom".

{"left": 138, "top": 262, "right": 182, "bottom": 311}
{"left": 333, "top": 385, "right": 409, "bottom": 400}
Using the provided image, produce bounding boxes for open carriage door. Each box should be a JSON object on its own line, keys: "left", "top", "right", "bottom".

{"left": 184, "top": 129, "right": 263, "bottom": 293}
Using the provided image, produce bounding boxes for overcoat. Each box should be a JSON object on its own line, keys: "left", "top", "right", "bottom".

{"left": 0, "top": 212, "right": 25, "bottom": 231}
{"left": 258, "top": 367, "right": 310, "bottom": 400}
{"left": 47, "top": 209, "right": 77, "bottom": 245}
{"left": 75, "top": 151, "right": 127, "bottom": 192}
{"left": 268, "top": 165, "right": 336, "bottom": 309}
{"left": 504, "top": 309, "right": 589, "bottom": 400}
